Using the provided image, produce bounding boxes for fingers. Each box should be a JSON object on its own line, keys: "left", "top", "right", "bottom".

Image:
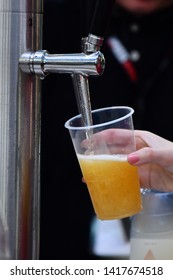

{"left": 134, "top": 130, "right": 173, "bottom": 149}
{"left": 128, "top": 147, "right": 173, "bottom": 168}
{"left": 81, "top": 128, "right": 134, "bottom": 148}
{"left": 82, "top": 177, "right": 86, "bottom": 183}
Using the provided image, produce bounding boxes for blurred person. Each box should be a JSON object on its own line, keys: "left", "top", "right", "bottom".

{"left": 90, "top": 0, "right": 173, "bottom": 140}
{"left": 116, "top": 0, "right": 173, "bottom": 13}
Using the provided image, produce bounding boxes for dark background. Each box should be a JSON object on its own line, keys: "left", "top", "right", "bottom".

{"left": 40, "top": 0, "right": 95, "bottom": 259}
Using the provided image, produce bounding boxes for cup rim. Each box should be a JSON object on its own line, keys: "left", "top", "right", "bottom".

{"left": 64, "top": 106, "right": 134, "bottom": 130}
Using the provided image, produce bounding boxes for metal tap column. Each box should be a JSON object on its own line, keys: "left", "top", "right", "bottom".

{"left": 0, "top": 0, "right": 43, "bottom": 259}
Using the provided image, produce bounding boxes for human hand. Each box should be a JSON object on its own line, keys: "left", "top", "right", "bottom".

{"left": 82, "top": 129, "right": 173, "bottom": 192}
{"left": 127, "top": 130, "right": 173, "bottom": 192}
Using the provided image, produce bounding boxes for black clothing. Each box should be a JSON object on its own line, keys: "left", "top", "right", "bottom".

{"left": 90, "top": 4, "right": 173, "bottom": 141}
{"left": 89, "top": 4, "right": 173, "bottom": 245}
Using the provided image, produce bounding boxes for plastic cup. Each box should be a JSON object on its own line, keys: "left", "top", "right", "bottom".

{"left": 65, "top": 106, "right": 142, "bottom": 220}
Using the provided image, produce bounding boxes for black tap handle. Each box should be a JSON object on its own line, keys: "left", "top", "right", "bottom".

{"left": 79, "top": 0, "right": 97, "bottom": 37}
{"left": 90, "top": 0, "right": 115, "bottom": 38}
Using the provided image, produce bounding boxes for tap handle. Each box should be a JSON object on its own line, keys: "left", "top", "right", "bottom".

{"left": 79, "top": 0, "right": 97, "bottom": 38}
{"left": 89, "top": 0, "right": 115, "bottom": 38}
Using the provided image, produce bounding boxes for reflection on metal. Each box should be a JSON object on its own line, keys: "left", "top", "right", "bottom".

{"left": 0, "top": 0, "right": 43, "bottom": 259}
{"left": 19, "top": 50, "right": 105, "bottom": 77}
{"left": 19, "top": 41, "right": 105, "bottom": 131}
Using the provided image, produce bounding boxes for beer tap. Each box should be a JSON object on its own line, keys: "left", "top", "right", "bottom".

{"left": 71, "top": 0, "right": 97, "bottom": 127}
{"left": 71, "top": 0, "right": 115, "bottom": 127}
{"left": 19, "top": 2, "right": 106, "bottom": 82}
{"left": 87, "top": 0, "right": 115, "bottom": 51}
{"left": 19, "top": 50, "right": 104, "bottom": 79}
{"left": 80, "top": 0, "right": 115, "bottom": 54}
{"left": 19, "top": 0, "right": 115, "bottom": 126}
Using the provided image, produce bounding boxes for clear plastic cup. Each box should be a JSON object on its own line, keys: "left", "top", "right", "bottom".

{"left": 65, "top": 106, "right": 142, "bottom": 220}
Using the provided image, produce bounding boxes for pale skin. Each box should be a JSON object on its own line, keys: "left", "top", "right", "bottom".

{"left": 128, "top": 130, "right": 173, "bottom": 192}
{"left": 82, "top": 130, "right": 173, "bottom": 192}
{"left": 116, "top": 0, "right": 173, "bottom": 14}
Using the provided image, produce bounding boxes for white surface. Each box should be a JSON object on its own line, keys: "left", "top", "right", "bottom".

{"left": 91, "top": 217, "right": 130, "bottom": 258}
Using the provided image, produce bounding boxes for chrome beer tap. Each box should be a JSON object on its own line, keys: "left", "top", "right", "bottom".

{"left": 19, "top": 0, "right": 115, "bottom": 126}
{"left": 72, "top": 0, "right": 115, "bottom": 126}
{"left": 19, "top": 50, "right": 105, "bottom": 132}
{"left": 19, "top": 50, "right": 105, "bottom": 78}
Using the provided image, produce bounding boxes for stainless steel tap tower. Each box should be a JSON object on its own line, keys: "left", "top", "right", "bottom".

{"left": 0, "top": 0, "right": 114, "bottom": 259}
{"left": 0, "top": 0, "right": 43, "bottom": 259}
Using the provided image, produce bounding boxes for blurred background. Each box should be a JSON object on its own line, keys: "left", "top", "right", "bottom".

{"left": 40, "top": 0, "right": 95, "bottom": 260}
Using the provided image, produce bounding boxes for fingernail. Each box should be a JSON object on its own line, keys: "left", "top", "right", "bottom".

{"left": 128, "top": 153, "right": 140, "bottom": 164}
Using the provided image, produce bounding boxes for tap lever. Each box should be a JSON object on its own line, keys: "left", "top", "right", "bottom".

{"left": 89, "top": 0, "right": 115, "bottom": 39}
{"left": 79, "top": 0, "right": 97, "bottom": 38}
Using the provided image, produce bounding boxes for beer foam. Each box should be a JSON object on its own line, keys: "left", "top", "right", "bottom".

{"left": 78, "top": 153, "right": 127, "bottom": 161}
